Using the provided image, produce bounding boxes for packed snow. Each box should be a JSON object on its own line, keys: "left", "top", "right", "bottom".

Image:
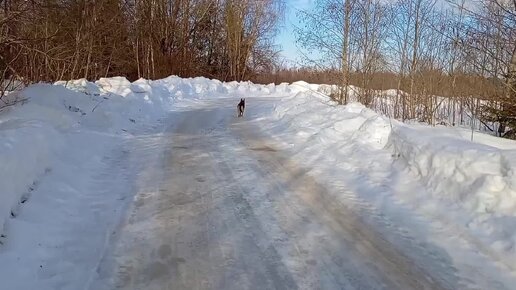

{"left": 1, "top": 76, "right": 516, "bottom": 289}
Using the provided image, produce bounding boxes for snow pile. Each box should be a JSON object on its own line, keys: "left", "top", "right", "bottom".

{"left": 273, "top": 86, "right": 516, "bottom": 224}
{"left": 270, "top": 86, "right": 516, "bottom": 269}
{"left": 352, "top": 113, "right": 392, "bottom": 149}
{"left": 156, "top": 76, "right": 229, "bottom": 99}
{"left": 0, "top": 77, "right": 173, "bottom": 237}
{"left": 389, "top": 125, "right": 516, "bottom": 216}
{"left": 96, "top": 76, "right": 133, "bottom": 96}
{"left": 154, "top": 75, "right": 286, "bottom": 100}
{"left": 273, "top": 91, "right": 392, "bottom": 148}
{"left": 388, "top": 124, "right": 516, "bottom": 256}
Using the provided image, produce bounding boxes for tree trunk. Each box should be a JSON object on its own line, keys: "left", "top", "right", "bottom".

{"left": 341, "top": 0, "right": 351, "bottom": 104}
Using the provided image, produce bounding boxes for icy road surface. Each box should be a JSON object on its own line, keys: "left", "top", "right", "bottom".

{"left": 90, "top": 97, "right": 509, "bottom": 290}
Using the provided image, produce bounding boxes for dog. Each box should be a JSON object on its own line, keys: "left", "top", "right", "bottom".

{"left": 237, "top": 98, "right": 245, "bottom": 117}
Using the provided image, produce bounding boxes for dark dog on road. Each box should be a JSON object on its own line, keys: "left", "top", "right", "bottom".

{"left": 237, "top": 98, "right": 245, "bottom": 117}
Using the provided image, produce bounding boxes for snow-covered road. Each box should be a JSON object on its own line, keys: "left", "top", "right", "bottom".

{"left": 90, "top": 98, "right": 473, "bottom": 290}
{"left": 2, "top": 77, "right": 516, "bottom": 289}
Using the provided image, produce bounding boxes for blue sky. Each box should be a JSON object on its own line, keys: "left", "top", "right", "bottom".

{"left": 275, "top": 0, "right": 316, "bottom": 65}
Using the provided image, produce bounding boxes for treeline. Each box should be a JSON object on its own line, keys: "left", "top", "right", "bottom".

{"left": 294, "top": 0, "right": 516, "bottom": 137}
{"left": 255, "top": 68, "right": 499, "bottom": 101}
{"left": 0, "top": 0, "right": 283, "bottom": 90}
{"left": 2, "top": 0, "right": 515, "bottom": 137}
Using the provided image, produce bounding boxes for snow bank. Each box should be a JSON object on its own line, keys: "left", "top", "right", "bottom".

{"left": 0, "top": 77, "right": 174, "bottom": 237}
{"left": 270, "top": 85, "right": 516, "bottom": 268}
{"left": 154, "top": 75, "right": 286, "bottom": 100}
{"left": 274, "top": 85, "right": 516, "bottom": 225}
{"left": 388, "top": 124, "right": 516, "bottom": 257}
{"left": 389, "top": 126, "right": 516, "bottom": 216}
{"left": 154, "top": 76, "right": 228, "bottom": 99}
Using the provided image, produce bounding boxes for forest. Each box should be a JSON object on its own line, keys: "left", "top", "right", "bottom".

{"left": 1, "top": 0, "right": 515, "bottom": 137}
